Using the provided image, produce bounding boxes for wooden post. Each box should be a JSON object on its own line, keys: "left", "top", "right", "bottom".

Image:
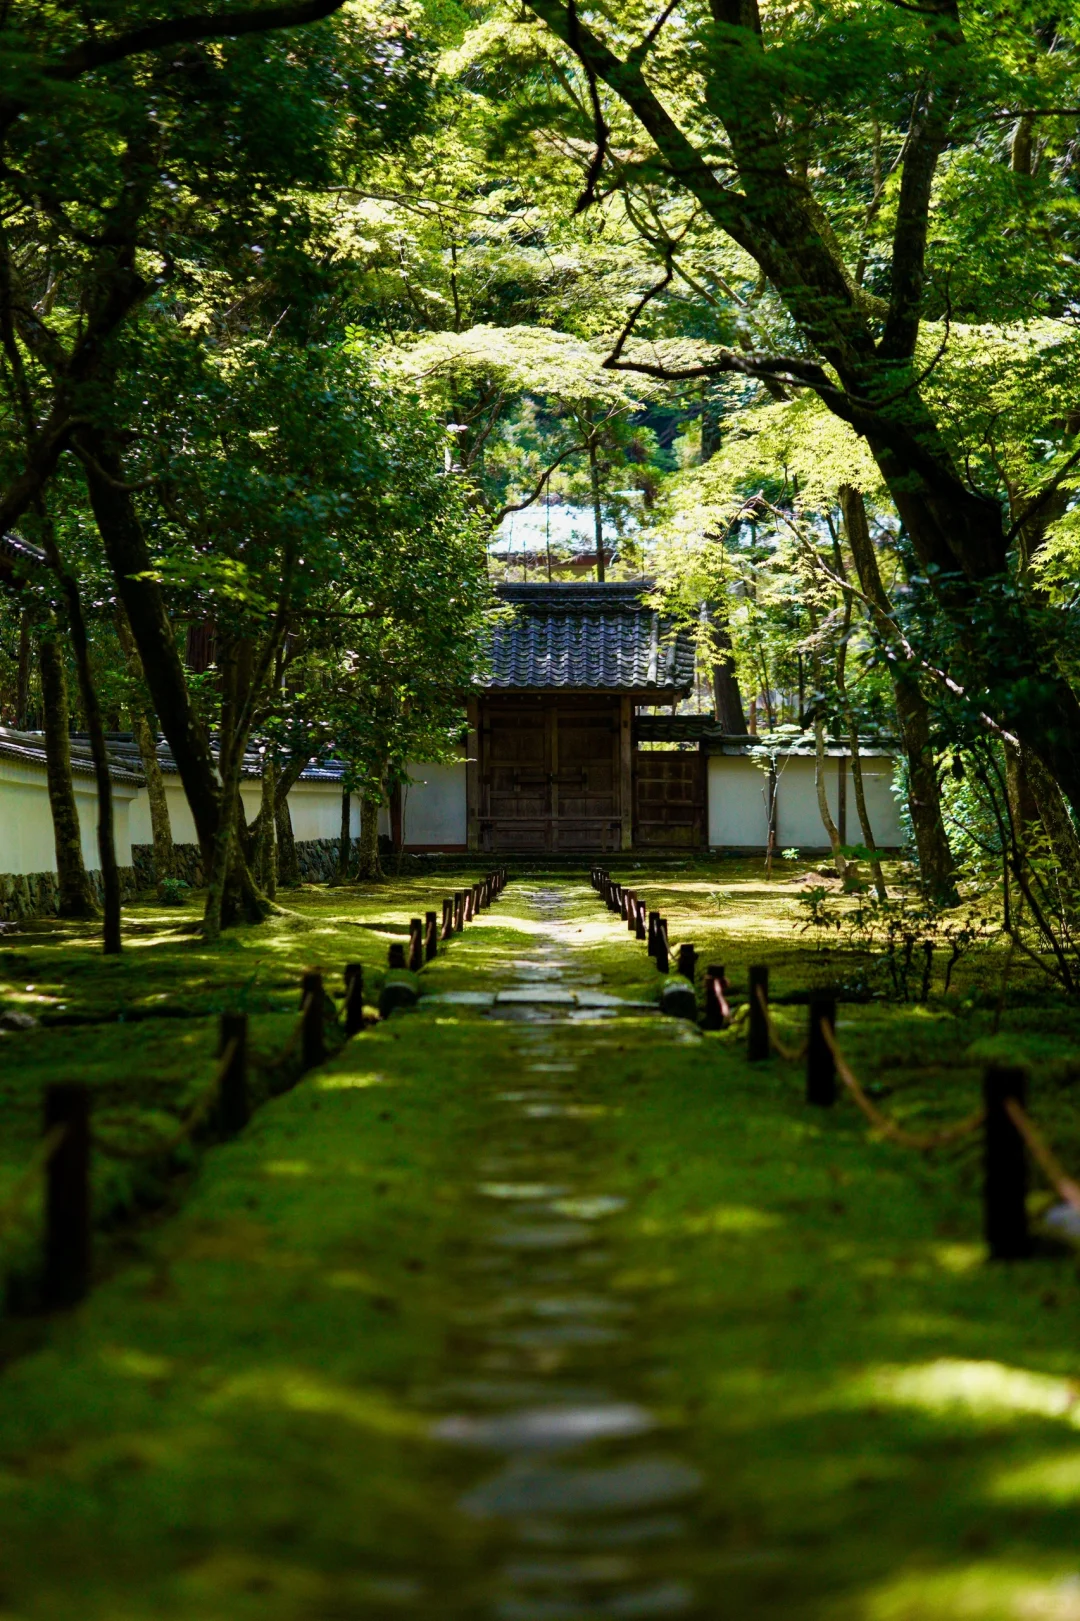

{"left": 626, "top": 891, "right": 637, "bottom": 931}
{"left": 441, "top": 898, "right": 453, "bottom": 941}
{"left": 620, "top": 695, "right": 634, "bottom": 851}
{"left": 425, "top": 910, "right": 438, "bottom": 961}
{"left": 635, "top": 900, "right": 647, "bottom": 941}
{"left": 218, "top": 1011, "right": 249, "bottom": 1136}
{"left": 676, "top": 943, "right": 697, "bottom": 982}
{"left": 704, "top": 965, "right": 729, "bottom": 1031}
{"left": 408, "top": 917, "right": 423, "bottom": 973}
{"left": 473, "top": 881, "right": 483, "bottom": 915}
{"left": 648, "top": 911, "right": 660, "bottom": 957}
{"left": 44, "top": 1083, "right": 91, "bottom": 1308}
{"left": 806, "top": 996, "right": 837, "bottom": 1106}
{"left": 388, "top": 943, "right": 406, "bottom": 969}
{"left": 466, "top": 696, "right": 480, "bottom": 853}
{"left": 655, "top": 919, "right": 669, "bottom": 974}
{"left": 454, "top": 891, "right": 465, "bottom": 931}
{"left": 748, "top": 965, "right": 769, "bottom": 1062}
{"left": 344, "top": 963, "right": 365, "bottom": 1036}
{"left": 464, "top": 887, "right": 475, "bottom": 923}
{"left": 984, "top": 1066, "right": 1030, "bottom": 1260}
{"left": 301, "top": 970, "right": 326, "bottom": 1070}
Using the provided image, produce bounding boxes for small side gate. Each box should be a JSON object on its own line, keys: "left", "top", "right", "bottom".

{"left": 632, "top": 750, "right": 705, "bottom": 849}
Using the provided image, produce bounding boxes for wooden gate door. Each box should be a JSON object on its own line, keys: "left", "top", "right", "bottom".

{"left": 633, "top": 750, "right": 705, "bottom": 848}
{"left": 478, "top": 697, "right": 624, "bottom": 852}
{"left": 480, "top": 699, "right": 551, "bottom": 851}
{"left": 552, "top": 701, "right": 621, "bottom": 852}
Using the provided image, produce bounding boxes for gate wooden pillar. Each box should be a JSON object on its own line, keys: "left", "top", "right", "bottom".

{"left": 619, "top": 696, "right": 633, "bottom": 852}
{"left": 466, "top": 696, "right": 480, "bottom": 852}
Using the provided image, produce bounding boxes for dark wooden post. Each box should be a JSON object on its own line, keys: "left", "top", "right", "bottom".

{"left": 408, "top": 917, "right": 424, "bottom": 972}
{"left": 425, "top": 910, "right": 438, "bottom": 961}
{"left": 806, "top": 996, "right": 837, "bottom": 1106}
{"left": 748, "top": 965, "right": 769, "bottom": 1062}
{"left": 218, "top": 1011, "right": 249, "bottom": 1135}
{"left": 625, "top": 890, "right": 637, "bottom": 930}
{"left": 473, "top": 881, "right": 483, "bottom": 914}
{"left": 454, "top": 891, "right": 465, "bottom": 931}
{"left": 704, "top": 965, "right": 730, "bottom": 1031}
{"left": 635, "top": 900, "right": 647, "bottom": 941}
{"left": 441, "top": 898, "right": 453, "bottom": 941}
{"left": 676, "top": 943, "right": 697, "bottom": 982}
{"left": 647, "top": 911, "right": 660, "bottom": 957}
{"left": 301, "top": 970, "right": 326, "bottom": 1070}
{"left": 655, "top": 919, "right": 670, "bottom": 974}
{"left": 984, "top": 1066, "right": 1030, "bottom": 1260}
{"left": 344, "top": 962, "right": 365, "bottom": 1036}
{"left": 388, "top": 943, "right": 406, "bottom": 969}
{"left": 464, "top": 887, "right": 475, "bottom": 922}
{"left": 43, "top": 1083, "right": 91, "bottom": 1308}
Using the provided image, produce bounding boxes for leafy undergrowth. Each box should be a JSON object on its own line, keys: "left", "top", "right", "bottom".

{"left": 0, "top": 874, "right": 1079, "bottom": 1618}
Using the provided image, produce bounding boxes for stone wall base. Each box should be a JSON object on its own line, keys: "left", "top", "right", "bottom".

{"left": 131, "top": 837, "right": 343, "bottom": 891}
{"left": 0, "top": 868, "right": 137, "bottom": 922}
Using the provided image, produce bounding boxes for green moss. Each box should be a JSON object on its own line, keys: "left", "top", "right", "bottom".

{"left": 0, "top": 870, "right": 1078, "bottom": 1617}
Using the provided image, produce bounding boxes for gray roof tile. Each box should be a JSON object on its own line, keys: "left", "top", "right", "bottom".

{"left": 482, "top": 582, "right": 694, "bottom": 696}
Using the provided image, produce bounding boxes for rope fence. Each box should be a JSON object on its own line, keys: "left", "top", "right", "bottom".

{"left": 589, "top": 869, "right": 1080, "bottom": 1263}
{"left": 2, "top": 867, "right": 510, "bottom": 1314}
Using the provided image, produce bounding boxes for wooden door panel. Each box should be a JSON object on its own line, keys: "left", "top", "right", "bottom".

{"left": 633, "top": 750, "right": 705, "bottom": 848}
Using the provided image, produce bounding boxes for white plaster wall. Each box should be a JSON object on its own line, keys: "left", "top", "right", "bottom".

{"left": 854, "top": 757, "right": 905, "bottom": 848}
{"left": 0, "top": 759, "right": 62, "bottom": 872}
{"left": 708, "top": 752, "right": 903, "bottom": 851}
{"left": 707, "top": 756, "right": 770, "bottom": 848}
{"left": 775, "top": 756, "right": 838, "bottom": 850}
{"left": 0, "top": 756, "right": 136, "bottom": 874}
{"left": 288, "top": 781, "right": 359, "bottom": 842}
{"left": 402, "top": 761, "right": 467, "bottom": 847}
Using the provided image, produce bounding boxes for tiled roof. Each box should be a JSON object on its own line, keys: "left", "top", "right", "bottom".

{"left": 0, "top": 533, "right": 45, "bottom": 582}
{"left": 482, "top": 582, "right": 695, "bottom": 697}
{"left": 91, "top": 734, "right": 346, "bottom": 784}
{"left": 0, "top": 727, "right": 145, "bottom": 786}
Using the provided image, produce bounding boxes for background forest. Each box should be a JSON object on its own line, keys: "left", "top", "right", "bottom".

{"left": 2, "top": 0, "right": 1079, "bottom": 982}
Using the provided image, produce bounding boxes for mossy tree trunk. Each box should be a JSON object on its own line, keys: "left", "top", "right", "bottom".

{"left": 838, "top": 486, "right": 957, "bottom": 903}
{"left": 336, "top": 787, "right": 351, "bottom": 883}
{"left": 356, "top": 787, "right": 382, "bottom": 880}
{"left": 38, "top": 625, "right": 98, "bottom": 919}
{"left": 115, "top": 607, "right": 174, "bottom": 891}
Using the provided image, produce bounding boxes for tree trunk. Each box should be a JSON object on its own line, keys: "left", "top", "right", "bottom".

{"left": 61, "top": 578, "right": 121, "bottom": 952}
{"left": 1015, "top": 746, "right": 1080, "bottom": 891}
{"left": 356, "top": 789, "right": 382, "bottom": 880}
{"left": 114, "top": 607, "right": 173, "bottom": 890}
{"left": 838, "top": 485, "right": 956, "bottom": 902}
{"left": 38, "top": 627, "right": 98, "bottom": 919}
{"left": 709, "top": 615, "right": 749, "bottom": 733}
{"left": 258, "top": 752, "right": 278, "bottom": 900}
{"left": 15, "top": 608, "right": 31, "bottom": 728}
{"left": 337, "top": 788, "right": 351, "bottom": 883}
{"left": 78, "top": 427, "right": 222, "bottom": 865}
{"left": 847, "top": 735, "right": 887, "bottom": 899}
{"left": 589, "top": 437, "right": 605, "bottom": 583}
{"left": 274, "top": 757, "right": 306, "bottom": 888}
{"left": 813, "top": 715, "right": 848, "bottom": 878}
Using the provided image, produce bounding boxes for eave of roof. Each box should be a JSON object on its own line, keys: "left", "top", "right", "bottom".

{"left": 480, "top": 580, "right": 695, "bottom": 697}
{"left": 0, "top": 728, "right": 145, "bottom": 786}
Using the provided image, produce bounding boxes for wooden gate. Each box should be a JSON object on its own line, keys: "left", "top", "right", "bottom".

{"left": 478, "top": 697, "right": 624, "bottom": 852}
{"left": 633, "top": 750, "right": 705, "bottom": 848}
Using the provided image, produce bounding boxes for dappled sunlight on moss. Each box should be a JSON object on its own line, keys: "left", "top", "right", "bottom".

{"left": 861, "top": 1360, "right": 1080, "bottom": 1426}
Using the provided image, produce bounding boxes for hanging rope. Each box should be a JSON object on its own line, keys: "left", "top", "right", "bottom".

{"left": 93, "top": 1037, "right": 240, "bottom": 1162}
{"left": 820, "top": 1022, "right": 985, "bottom": 1151}
{"left": 0, "top": 1124, "right": 67, "bottom": 1242}
{"left": 1004, "top": 1098, "right": 1080, "bottom": 1214}
{"left": 755, "top": 983, "right": 808, "bottom": 1062}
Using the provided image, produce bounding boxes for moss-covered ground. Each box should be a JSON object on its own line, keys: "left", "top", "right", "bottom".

{"left": 0, "top": 865, "right": 1078, "bottom": 1618}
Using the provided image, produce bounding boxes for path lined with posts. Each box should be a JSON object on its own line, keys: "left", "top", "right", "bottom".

{"left": 1, "top": 878, "right": 1080, "bottom": 1618}
{"left": 591, "top": 865, "right": 1080, "bottom": 1263}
